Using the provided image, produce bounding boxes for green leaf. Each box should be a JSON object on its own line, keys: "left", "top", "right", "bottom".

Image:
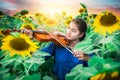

{"left": 40, "top": 57, "right": 54, "bottom": 72}
{"left": 80, "top": 3, "right": 86, "bottom": 9}
{"left": 43, "top": 75, "right": 53, "bottom": 80}
{"left": 0, "top": 67, "right": 9, "bottom": 76}
{"left": 105, "top": 43, "right": 117, "bottom": 52}
{"left": 20, "top": 75, "right": 32, "bottom": 80}
{"left": 1, "top": 54, "right": 16, "bottom": 67}
{"left": 0, "top": 50, "right": 6, "bottom": 58}
{"left": 73, "top": 39, "right": 93, "bottom": 54}
{"left": 66, "top": 64, "right": 83, "bottom": 80}
{"left": 31, "top": 74, "right": 41, "bottom": 80}
{"left": 112, "top": 37, "right": 120, "bottom": 54}
{"left": 79, "top": 67, "right": 97, "bottom": 80}
{"left": 30, "top": 63, "right": 40, "bottom": 71}
{"left": 10, "top": 32, "right": 20, "bottom": 37}
{"left": 25, "top": 56, "right": 45, "bottom": 71}
{"left": 82, "top": 12, "right": 88, "bottom": 16}
{"left": 39, "top": 42, "right": 50, "bottom": 49}
{"left": 2, "top": 73, "right": 12, "bottom": 80}
{"left": 16, "top": 21, "right": 23, "bottom": 29}
{"left": 85, "top": 31, "right": 97, "bottom": 39}
{"left": 101, "top": 58, "right": 120, "bottom": 73}
{"left": 85, "top": 49, "right": 100, "bottom": 56}
{"left": 99, "top": 36, "right": 113, "bottom": 44}
{"left": 20, "top": 10, "right": 29, "bottom": 15}
{"left": 74, "top": 39, "right": 91, "bottom": 49}
{"left": 66, "top": 64, "right": 97, "bottom": 80}
{"left": 25, "top": 57, "right": 45, "bottom": 64}
{"left": 33, "top": 50, "right": 50, "bottom": 57}
{"left": 75, "top": 15, "right": 81, "bottom": 19}
{"left": 0, "top": 15, "right": 22, "bottom": 30}
{"left": 88, "top": 56, "right": 105, "bottom": 68}
{"left": 93, "top": 34, "right": 103, "bottom": 42}
{"left": 14, "top": 59, "right": 22, "bottom": 69}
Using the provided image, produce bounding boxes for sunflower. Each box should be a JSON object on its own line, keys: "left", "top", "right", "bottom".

{"left": 87, "top": 14, "right": 97, "bottom": 24}
{"left": 1, "top": 33, "right": 38, "bottom": 57}
{"left": 0, "top": 15, "right": 3, "bottom": 18}
{"left": 44, "top": 17, "right": 57, "bottom": 27}
{"left": 0, "top": 30, "right": 2, "bottom": 35}
{"left": 90, "top": 71, "right": 120, "bottom": 80}
{"left": 35, "top": 13, "right": 43, "bottom": 18}
{"left": 93, "top": 11, "right": 120, "bottom": 36}
{"left": 62, "top": 11, "right": 66, "bottom": 16}
{"left": 64, "top": 19, "right": 72, "bottom": 27}
{"left": 64, "top": 16, "right": 73, "bottom": 26}
{"left": 21, "top": 23, "right": 35, "bottom": 30}
{"left": 68, "top": 16, "right": 73, "bottom": 20}
{"left": 0, "top": 30, "right": 6, "bottom": 37}
{"left": 78, "top": 8, "right": 86, "bottom": 14}
{"left": 20, "top": 16, "right": 26, "bottom": 20}
{"left": 88, "top": 14, "right": 97, "bottom": 19}
{"left": 20, "top": 16, "right": 32, "bottom": 23}
{"left": 0, "top": 11, "right": 4, "bottom": 17}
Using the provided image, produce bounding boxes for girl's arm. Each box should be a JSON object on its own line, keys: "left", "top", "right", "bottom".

{"left": 41, "top": 42, "right": 56, "bottom": 56}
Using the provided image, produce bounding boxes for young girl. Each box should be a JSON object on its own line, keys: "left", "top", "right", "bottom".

{"left": 21, "top": 18, "right": 91, "bottom": 80}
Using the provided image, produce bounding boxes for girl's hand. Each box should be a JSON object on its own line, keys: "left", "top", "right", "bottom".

{"left": 20, "top": 29, "right": 33, "bottom": 39}
{"left": 73, "top": 50, "right": 90, "bottom": 61}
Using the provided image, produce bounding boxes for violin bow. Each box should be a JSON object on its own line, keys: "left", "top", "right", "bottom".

{"left": 30, "top": 16, "right": 73, "bottom": 54}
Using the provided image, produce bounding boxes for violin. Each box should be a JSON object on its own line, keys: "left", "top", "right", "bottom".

{"left": 32, "top": 30, "right": 69, "bottom": 46}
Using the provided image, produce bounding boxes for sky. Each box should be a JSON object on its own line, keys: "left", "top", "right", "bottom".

{"left": 0, "top": 0, "right": 120, "bottom": 16}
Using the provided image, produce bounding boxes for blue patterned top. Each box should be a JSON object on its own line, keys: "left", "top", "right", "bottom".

{"left": 41, "top": 42, "right": 88, "bottom": 80}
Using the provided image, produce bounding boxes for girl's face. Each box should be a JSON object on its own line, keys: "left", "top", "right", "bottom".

{"left": 66, "top": 21, "right": 84, "bottom": 41}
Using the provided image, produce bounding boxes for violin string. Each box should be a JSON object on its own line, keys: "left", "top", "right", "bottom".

{"left": 30, "top": 16, "right": 73, "bottom": 54}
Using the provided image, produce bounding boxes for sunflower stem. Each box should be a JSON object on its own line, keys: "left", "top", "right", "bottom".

{"left": 15, "top": 58, "right": 29, "bottom": 75}
{"left": 22, "top": 57, "right": 29, "bottom": 75}
{"left": 102, "top": 36, "right": 106, "bottom": 57}
{"left": 27, "top": 63, "right": 34, "bottom": 75}
{"left": 95, "top": 51, "right": 100, "bottom": 57}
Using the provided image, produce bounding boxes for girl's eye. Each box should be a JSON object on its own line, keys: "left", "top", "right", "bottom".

{"left": 72, "top": 29, "right": 76, "bottom": 32}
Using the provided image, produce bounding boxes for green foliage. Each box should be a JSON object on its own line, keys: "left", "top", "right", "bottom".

{"left": 74, "top": 39, "right": 94, "bottom": 54}
{"left": 80, "top": 3, "right": 87, "bottom": 9}
{"left": 66, "top": 64, "right": 97, "bottom": 80}
{"left": 38, "top": 42, "right": 50, "bottom": 50}
{"left": 0, "top": 14, "right": 23, "bottom": 30}
{"left": 20, "top": 10, "right": 29, "bottom": 15}
{"left": 0, "top": 50, "right": 50, "bottom": 80}
{"left": 75, "top": 3, "right": 88, "bottom": 21}
{"left": 66, "top": 56, "right": 120, "bottom": 80}
{"left": 10, "top": 32, "right": 20, "bottom": 37}
{"left": 18, "top": 74, "right": 41, "bottom": 80}
{"left": 43, "top": 75, "right": 53, "bottom": 80}
{"left": 88, "top": 56, "right": 120, "bottom": 74}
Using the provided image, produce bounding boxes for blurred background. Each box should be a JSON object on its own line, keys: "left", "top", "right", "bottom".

{"left": 0, "top": 0, "right": 120, "bottom": 16}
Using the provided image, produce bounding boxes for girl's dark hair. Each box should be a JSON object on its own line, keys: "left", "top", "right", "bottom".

{"left": 72, "top": 18, "right": 87, "bottom": 41}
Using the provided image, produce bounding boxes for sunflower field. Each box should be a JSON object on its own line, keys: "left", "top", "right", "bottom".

{"left": 0, "top": 3, "right": 120, "bottom": 80}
